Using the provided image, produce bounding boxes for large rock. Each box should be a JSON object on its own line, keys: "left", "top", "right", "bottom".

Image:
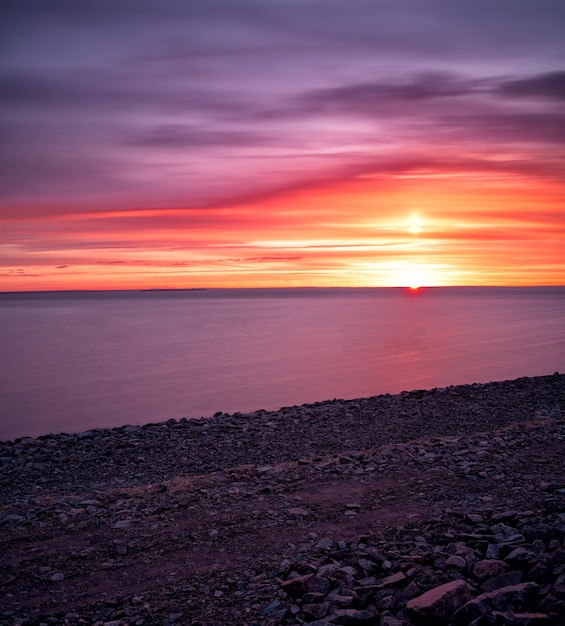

{"left": 481, "top": 569, "right": 523, "bottom": 592}
{"left": 473, "top": 559, "right": 509, "bottom": 581}
{"left": 406, "top": 579, "right": 472, "bottom": 624}
{"left": 453, "top": 582, "right": 538, "bottom": 623}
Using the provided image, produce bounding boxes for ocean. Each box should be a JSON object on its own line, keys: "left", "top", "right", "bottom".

{"left": 0, "top": 286, "right": 564, "bottom": 440}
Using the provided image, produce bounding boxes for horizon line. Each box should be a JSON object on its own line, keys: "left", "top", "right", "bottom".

{"left": 2, "top": 284, "right": 565, "bottom": 295}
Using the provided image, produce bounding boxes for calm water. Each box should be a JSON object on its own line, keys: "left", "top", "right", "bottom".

{"left": 1, "top": 287, "right": 564, "bottom": 440}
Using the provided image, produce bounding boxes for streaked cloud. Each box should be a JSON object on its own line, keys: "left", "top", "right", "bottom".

{"left": 1, "top": 1, "right": 564, "bottom": 289}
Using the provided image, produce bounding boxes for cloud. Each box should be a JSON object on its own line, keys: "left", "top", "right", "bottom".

{"left": 298, "top": 73, "right": 483, "bottom": 114}
{"left": 497, "top": 71, "right": 565, "bottom": 101}
{"left": 439, "top": 110, "right": 565, "bottom": 146}
{"left": 0, "top": 68, "right": 252, "bottom": 118}
{"left": 129, "top": 124, "right": 273, "bottom": 148}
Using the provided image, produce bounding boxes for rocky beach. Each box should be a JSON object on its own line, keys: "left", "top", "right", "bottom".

{"left": 1, "top": 374, "right": 565, "bottom": 625}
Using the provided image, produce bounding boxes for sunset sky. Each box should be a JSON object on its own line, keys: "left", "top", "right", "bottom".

{"left": 1, "top": 0, "right": 564, "bottom": 290}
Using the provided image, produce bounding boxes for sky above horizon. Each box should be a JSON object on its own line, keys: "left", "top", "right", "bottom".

{"left": 1, "top": 0, "right": 565, "bottom": 290}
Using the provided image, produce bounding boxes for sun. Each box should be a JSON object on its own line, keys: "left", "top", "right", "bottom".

{"left": 397, "top": 262, "right": 443, "bottom": 289}
{"left": 408, "top": 212, "right": 422, "bottom": 235}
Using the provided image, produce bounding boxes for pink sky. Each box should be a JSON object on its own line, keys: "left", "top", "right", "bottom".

{"left": 1, "top": 1, "right": 564, "bottom": 290}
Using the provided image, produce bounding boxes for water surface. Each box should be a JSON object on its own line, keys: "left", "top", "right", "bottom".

{"left": 1, "top": 287, "right": 563, "bottom": 439}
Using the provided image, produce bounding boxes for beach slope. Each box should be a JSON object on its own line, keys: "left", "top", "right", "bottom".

{"left": 1, "top": 374, "right": 564, "bottom": 625}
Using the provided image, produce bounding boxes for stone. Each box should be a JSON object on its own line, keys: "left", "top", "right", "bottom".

{"left": 490, "top": 613, "right": 552, "bottom": 625}
{"left": 303, "top": 602, "right": 330, "bottom": 619}
{"left": 261, "top": 599, "right": 284, "bottom": 616}
{"left": 334, "top": 609, "right": 375, "bottom": 624}
{"left": 380, "top": 614, "right": 408, "bottom": 626}
{"left": 80, "top": 499, "right": 101, "bottom": 506}
{"left": 329, "top": 594, "right": 355, "bottom": 608}
{"left": 112, "top": 520, "right": 131, "bottom": 529}
{"left": 1, "top": 514, "right": 24, "bottom": 524}
{"left": 505, "top": 547, "right": 534, "bottom": 565}
{"left": 481, "top": 569, "right": 523, "bottom": 592}
{"left": 473, "top": 559, "right": 509, "bottom": 581}
{"left": 358, "top": 558, "right": 379, "bottom": 572}
{"left": 288, "top": 507, "right": 310, "bottom": 517}
{"left": 528, "top": 562, "right": 552, "bottom": 584}
{"left": 446, "top": 554, "right": 467, "bottom": 570}
{"left": 453, "top": 582, "right": 539, "bottom": 623}
{"left": 307, "top": 576, "right": 331, "bottom": 594}
{"left": 486, "top": 543, "right": 501, "bottom": 559}
{"left": 378, "top": 571, "right": 407, "bottom": 588}
{"left": 504, "top": 534, "right": 527, "bottom": 545}
{"left": 550, "top": 548, "right": 565, "bottom": 566}
{"left": 304, "top": 592, "right": 327, "bottom": 603}
{"left": 492, "top": 511, "right": 517, "bottom": 522}
{"left": 317, "top": 564, "right": 338, "bottom": 578}
{"left": 406, "top": 579, "right": 472, "bottom": 624}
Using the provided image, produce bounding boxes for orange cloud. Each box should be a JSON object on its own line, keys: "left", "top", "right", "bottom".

{"left": 1, "top": 167, "right": 564, "bottom": 291}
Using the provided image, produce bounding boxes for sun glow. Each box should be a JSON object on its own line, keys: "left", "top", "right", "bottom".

{"left": 396, "top": 262, "right": 445, "bottom": 289}
{"left": 408, "top": 212, "right": 423, "bottom": 235}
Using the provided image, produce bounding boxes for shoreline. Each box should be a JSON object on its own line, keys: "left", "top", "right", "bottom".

{"left": 3, "top": 372, "right": 564, "bottom": 446}
{"left": 1, "top": 373, "right": 565, "bottom": 625}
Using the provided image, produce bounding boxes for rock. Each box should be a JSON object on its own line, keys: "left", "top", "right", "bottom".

{"left": 505, "top": 546, "right": 534, "bottom": 565}
{"left": 333, "top": 608, "right": 375, "bottom": 624}
{"left": 329, "top": 593, "right": 356, "bottom": 608}
{"left": 453, "top": 582, "right": 539, "bottom": 623}
{"left": 378, "top": 571, "right": 407, "bottom": 588}
{"left": 473, "top": 559, "right": 509, "bottom": 581}
{"left": 486, "top": 543, "right": 501, "bottom": 559}
{"left": 304, "top": 592, "right": 327, "bottom": 603}
{"left": 550, "top": 548, "right": 565, "bottom": 566}
{"left": 492, "top": 511, "right": 517, "bottom": 522}
{"left": 481, "top": 569, "right": 523, "bottom": 592}
{"left": 504, "top": 534, "right": 527, "bottom": 545}
{"left": 1, "top": 514, "right": 24, "bottom": 524}
{"left": 112, "top": 519, "right": 131, "bottom": 529}
{"left": 490, "top": 613, "right": 552, "bottom": 625}
{"left": 380, "top": 614, "right": 409, "bottom": 626}
{"left": 358, "top": 558, "right": 379, "bottom": 572}
{"left": 406, "top": 579, "right": 472, "bottom": 624}
{"left": 317, "top": 564, "right": 338, "bottom": 578}
{"left": 303, "top": 602, "right": 330, "bottom": 619}
{"left": 446, "top": 554, "right": 467, "bottom": 570}
{"left": 288, "top": 507, "right": 310, "bottom": 517}
{"left": 261, "top": 599, "right": 284, "bottom": 616}
{"left": 307, "top": 576, "right": 331, "bottom": 594}
{"left": 49, "top": 572, "right": 65, "bottom": 581}
{"left": 528, "top": 561, "right": 552, "bottom": 583}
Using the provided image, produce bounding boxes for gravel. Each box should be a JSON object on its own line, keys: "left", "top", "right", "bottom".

{"left": 1, "top": 373, "right": 564, "bottom": 625}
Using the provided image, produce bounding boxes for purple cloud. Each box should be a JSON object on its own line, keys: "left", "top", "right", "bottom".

{"left": 497, "top": 71, "right": 565, "bottom": 100}
{"left": 1, "top": 0, "right": 564, "bottom": 212}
